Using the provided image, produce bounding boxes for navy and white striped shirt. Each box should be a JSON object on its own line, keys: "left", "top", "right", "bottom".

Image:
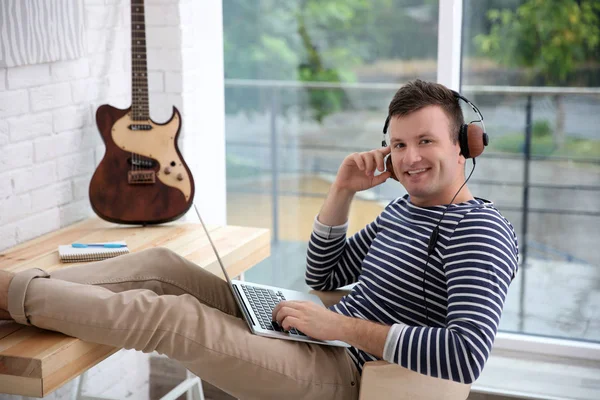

{"left": 306, "top": 195, "right": 519, "bottom": 383}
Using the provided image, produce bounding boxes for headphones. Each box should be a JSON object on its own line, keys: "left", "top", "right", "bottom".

{"left": 380, "top": 90, "right": 489, "bottom": 326}
{"left": 381, "top": 90, "right": 489, "bottom": 181}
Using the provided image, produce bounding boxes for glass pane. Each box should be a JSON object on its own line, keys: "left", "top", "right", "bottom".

{"left": 462, "top": 0, "right": 600, "bottom": 342}
{"left": 223, "top": 0, "right": 439, "bottom": 290}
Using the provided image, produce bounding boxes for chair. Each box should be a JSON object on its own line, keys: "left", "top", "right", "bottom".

{"left": 311, "top": 290, "right": 472, "bottom": 400}
{"left": 358, "top": 360, "right": 471, "bottom": 400}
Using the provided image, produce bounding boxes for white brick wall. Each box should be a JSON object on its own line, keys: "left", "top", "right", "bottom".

{"left": 0, "top": 172, "right": 12, "bottom": 198}
{"left": 0, "top": 142, "right": 34, "bottom": 171}
{"left": 0, "top": 1, "right": 131, "bottom": 255}
{"left": 0, "top": 119, "right": 8, "bottom": 146}
{"left": 0, "top": 0, "right": 225, "bottom": 398}
{"left": 0, "top": 90, "right": 30, "bottom": 119}
{"left": 51, "top": 59, "right": 92, "bottom": 82}
{"left": 0, "top": 69, "right": 6, "bottom": 91}
{"left": 8, "top": 112, "right": 53, "bottom": 142}
{"left": 6, "top": 64, "right": 52, "bottom": 89}
{"left": 52, "top": 105, "right": 92, "bottom": 133}
{"left": 11, "top": 162, "right": 58, "bottom": 194}
{"left": 1, "top": 1, "right": 138, "bottom": 397}
{"left": 146, "top": 4, "right": 179, "bottom": 26}
{"left": 30, "top": 83, "right": 74, "bottom": 112}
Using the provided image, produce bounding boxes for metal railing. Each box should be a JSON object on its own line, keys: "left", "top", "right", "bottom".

{"left": 227, "top": 78, "right": 600, "bottom": 94}
{"left": 225, "top": 81, "right": 600, "bottom": 252}
{"left": 225, "top": 80, "right": 600, "bottom": 233}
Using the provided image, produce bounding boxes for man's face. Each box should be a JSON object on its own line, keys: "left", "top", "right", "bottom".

{"left": 388, "top": 105, "right": 465, "bottom": 207}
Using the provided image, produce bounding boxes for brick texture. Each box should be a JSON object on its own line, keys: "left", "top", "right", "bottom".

{"left": 6, "top": 64, "right": 52, "bottom": 90}
{"left": 0, "top": 2, "right": 221, "bottom": 399}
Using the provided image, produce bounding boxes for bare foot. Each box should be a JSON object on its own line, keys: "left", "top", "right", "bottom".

{"left": 0, "top": 270, "right": 15, "bottom": 316}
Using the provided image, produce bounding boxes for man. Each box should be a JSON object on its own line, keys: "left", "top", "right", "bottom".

{"left": 0, "top": 80, "right": 518, "bottom": 399}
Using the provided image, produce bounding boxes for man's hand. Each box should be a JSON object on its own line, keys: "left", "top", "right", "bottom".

{"left": 271, "top": 300, "right": 345, "bottom": 341}
{"left": 272, "top": 300, "right": 391, "bottom": 358}
{"left": 334, "top": 147, "right": 392, "bottom": 194}
{"left": 317, "top": 147, "right": 393, "bottom": 227}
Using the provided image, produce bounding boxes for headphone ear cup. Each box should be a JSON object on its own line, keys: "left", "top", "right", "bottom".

{"left": 459, "top": 124, "right": 470, "bottom": 158}
{"left": 465, "top": 124, "right": 487, "bottom": 158}
{"left": 385, "top": 155, "right": 398, "bottom": 181}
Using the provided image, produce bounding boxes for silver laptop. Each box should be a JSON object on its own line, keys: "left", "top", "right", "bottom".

{"left": 193, "top": 205, "right": 349, "bottom": 347}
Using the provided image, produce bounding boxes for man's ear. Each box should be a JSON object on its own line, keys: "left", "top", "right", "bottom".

{"left": 456, "top": 143, "right": 466, "bottom": 165}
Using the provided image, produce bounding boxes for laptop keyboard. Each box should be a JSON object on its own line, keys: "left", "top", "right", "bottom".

{"left": 241, "top": 284, "right": 307, "bottom": 337}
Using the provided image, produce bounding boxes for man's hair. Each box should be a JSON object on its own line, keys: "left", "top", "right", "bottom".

{"left": 388, "top": 79, "right": 464, "bottom": 143}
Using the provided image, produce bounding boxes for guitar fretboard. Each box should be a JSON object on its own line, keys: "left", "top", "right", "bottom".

{"left": 131, "top": 0, "right": 149, "bottom": 121}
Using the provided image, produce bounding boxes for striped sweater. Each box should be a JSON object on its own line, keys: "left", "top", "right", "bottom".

{"left": 305, "top": 195, "right": 519, "bottom": 384}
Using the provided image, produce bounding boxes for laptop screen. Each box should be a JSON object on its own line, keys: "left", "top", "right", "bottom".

{"left": 193, "top": 204, "right": 258, "bottom": 330}
{"left": 192, "top": 204, "right": 235, "bottom": 289}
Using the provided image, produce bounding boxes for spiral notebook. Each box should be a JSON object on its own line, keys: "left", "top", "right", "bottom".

{"left": 58, "top": 241, "right": 130, "bottom": 263}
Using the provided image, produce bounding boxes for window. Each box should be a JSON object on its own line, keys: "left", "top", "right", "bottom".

{"left": 461, "top": 0, "right": 600, "bottom": 343}
{"left": 223, "top": 0, "right": 440, "bottom": 289}
{"left": 222, "top": 0, "right": 600, "bottom": 350}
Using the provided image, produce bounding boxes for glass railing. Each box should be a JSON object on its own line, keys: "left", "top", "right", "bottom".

{"left": 224, "top": 79, "right": 600, "bottom": 343}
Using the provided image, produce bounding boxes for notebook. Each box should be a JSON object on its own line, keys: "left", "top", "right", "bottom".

{"left": 58, "top": 241, "right": 130, "bottom": 263}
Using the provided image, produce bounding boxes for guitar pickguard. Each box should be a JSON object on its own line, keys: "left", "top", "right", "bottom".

{"left": 111, "top": 112, "right": 192, "bottom": 201}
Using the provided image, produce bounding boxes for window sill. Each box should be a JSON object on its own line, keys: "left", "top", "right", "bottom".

{"left": 473, "top": 333, "right": 600, "bottom": 400}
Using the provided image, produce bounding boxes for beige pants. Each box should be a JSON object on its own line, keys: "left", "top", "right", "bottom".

{"left": 7, "top": 248, "right": 360, "bottom": 400}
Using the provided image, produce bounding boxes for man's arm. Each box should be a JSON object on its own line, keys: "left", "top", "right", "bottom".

{"left": 336, "top": 315, "right": 390, "bottom": 358}
{"left": 317, "top": 184, "right": 355, "bottom": 226}
{"left": 306, "top": 202, "right": 393, "bottom": 290}
{"left": 305, "top": 148, "right": 392, "bottom": 291}
{"left": 318, "top": 148, "right": 391, "bottom": 226}
{"left": 272, "top": 300, "right": 390, "bottom": 358}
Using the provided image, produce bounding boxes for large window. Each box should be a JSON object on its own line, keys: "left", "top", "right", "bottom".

{"left": 462, "top": 0, "right": 600, "bottom": 343}
{"left": 222, "top": 0, "right": 600, "bottom": 347}
{"left": 223, "top": 0, "right": 440, "bottom": 289}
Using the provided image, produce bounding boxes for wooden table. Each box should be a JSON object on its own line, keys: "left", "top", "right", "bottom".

{"left": 0, "top": 217, "right": 270, "bottom": 397}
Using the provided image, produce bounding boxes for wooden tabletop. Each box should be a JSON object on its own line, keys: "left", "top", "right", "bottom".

{"left": 0, "top": 217, "right": 270, "bottom": 397}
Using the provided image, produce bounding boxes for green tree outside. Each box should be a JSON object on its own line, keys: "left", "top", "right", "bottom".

{"left": 474, "top": 0, "right": 600, "bottom": 149}
{"left": 222, "top": 0, "right": 439, "bottom": 120}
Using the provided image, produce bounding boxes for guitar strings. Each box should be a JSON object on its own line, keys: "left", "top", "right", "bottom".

{"left": 134, "top": 1, "right": 149, "bottom": 172}
{"left": 132, "top": 1, "right": 136, "bottom": 171}
{"left": 132, "top": 1, "right": 146, "bottom": 172}
{"left": 131, "top": 1, "right": 152, "bottom": 172}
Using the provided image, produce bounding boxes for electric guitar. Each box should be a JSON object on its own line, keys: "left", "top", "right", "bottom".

{"left": 89, "top": 0, "right": 194, "bottom": 224}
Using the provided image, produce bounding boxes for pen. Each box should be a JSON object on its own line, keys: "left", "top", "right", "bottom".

{"left": 71, "top": 243, "right": 127, "bottom": 248}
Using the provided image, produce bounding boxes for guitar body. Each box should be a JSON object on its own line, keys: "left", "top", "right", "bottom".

{"left": 89, "top": 104, "right": 195, "bottom": 224}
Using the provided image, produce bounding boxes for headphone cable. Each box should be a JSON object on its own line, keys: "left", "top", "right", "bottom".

{"left": 422, "top": 158, "right": 477, "bottom": 326}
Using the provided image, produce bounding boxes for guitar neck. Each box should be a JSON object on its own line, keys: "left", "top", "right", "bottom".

{"left": 131, "top": 0, "right": 149, "bottom": 121}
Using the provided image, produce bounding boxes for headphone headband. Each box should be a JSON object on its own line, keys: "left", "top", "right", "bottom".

{"left": 450, "top": 90, "right": 485, "bottom": 129}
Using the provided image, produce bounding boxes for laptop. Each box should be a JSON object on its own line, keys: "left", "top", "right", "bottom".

{"left": 193, "top": 204, "right": 349, "bottom": 347}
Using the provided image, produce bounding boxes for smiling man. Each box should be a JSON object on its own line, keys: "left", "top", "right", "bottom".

{"left": 0, "top": 80, "right": 518, "bottom": 400}
{"left": 274, "top": 79, "right": 519, "bottom": 383}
